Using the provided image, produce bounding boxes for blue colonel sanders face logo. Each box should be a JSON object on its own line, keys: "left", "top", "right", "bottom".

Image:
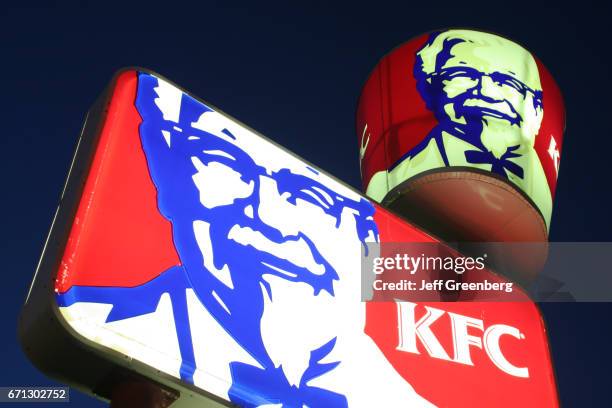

{"left": 137, "top": 73, "right": 376, "bottom": 306}
{"left": 132, "top": 74, "right": 434, "bottom": 407}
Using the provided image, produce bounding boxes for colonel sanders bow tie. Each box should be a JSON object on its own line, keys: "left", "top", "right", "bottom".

{"left": 464, "top": 145, "right": 524, "bottom": 180}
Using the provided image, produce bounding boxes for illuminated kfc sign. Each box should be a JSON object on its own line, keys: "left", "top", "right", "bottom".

{"left": 397, "top": 302, "right": 528, "bottom": 378}
{"left": 20, "top": 68, "right": 558, "bottom": 407}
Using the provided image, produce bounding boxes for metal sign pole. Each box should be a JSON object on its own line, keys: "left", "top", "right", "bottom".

{"left": 110, "top": 380, "right": 175, "bottom": 408}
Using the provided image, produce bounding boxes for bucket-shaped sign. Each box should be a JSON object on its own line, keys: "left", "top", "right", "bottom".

{"left": 357, "top": 29, "right": 565, "bottom": 247}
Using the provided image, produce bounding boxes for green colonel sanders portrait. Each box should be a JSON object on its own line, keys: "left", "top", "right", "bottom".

{"left": 366, "top": 29, "right": 552, "bottom": 229}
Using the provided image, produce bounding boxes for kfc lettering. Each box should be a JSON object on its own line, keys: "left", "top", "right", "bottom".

{"left": 397, "top": 302, "right": 529, "bottom": 378}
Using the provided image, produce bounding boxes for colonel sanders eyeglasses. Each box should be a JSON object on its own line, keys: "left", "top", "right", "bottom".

{"left": 428, "top": 66, "right": 543, "bottom": 105}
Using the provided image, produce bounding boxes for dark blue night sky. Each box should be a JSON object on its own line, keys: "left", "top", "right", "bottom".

{"left": 1, "top": 3, "right": 610, "bottom": 407}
